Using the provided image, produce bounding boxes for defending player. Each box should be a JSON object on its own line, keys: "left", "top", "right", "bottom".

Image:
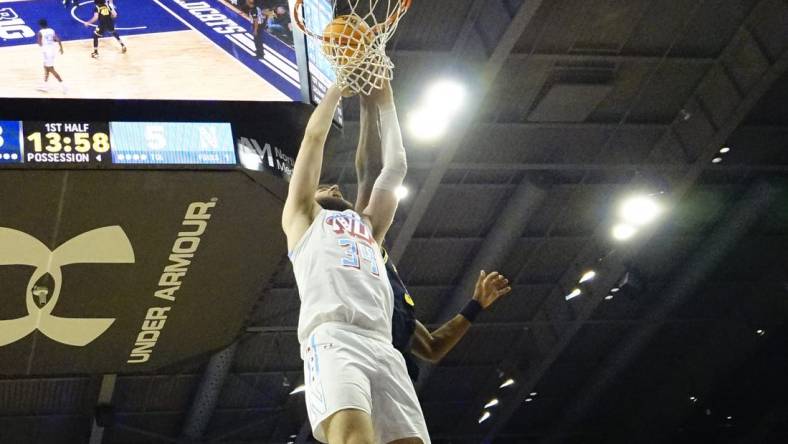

{"left": 354, "top": 94, "right": 512, "bottom": 381}
{"left": 283, "top": 81, "right": 428, "bottom": 443}
{"left": 84, "top": 0, "right": 126, "bottom": 58}
{"left": 36, "top": 19, "right": 67, "bottom": 94}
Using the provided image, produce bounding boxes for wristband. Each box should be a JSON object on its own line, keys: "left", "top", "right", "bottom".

{"left": 460, "top": 299, "right": 483, "bottom": 322}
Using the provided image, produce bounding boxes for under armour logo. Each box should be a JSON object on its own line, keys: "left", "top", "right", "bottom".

{"left": 0, "top": 226, "right": 135, "bottom": 347}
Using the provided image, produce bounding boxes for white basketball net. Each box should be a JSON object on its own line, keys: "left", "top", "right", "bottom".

{"left": 294, "top": 0, "right": 412, "bottom": 95}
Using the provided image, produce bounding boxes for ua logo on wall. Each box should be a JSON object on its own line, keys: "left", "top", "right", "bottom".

{"left": 0, "top": 226, "right": 135, "bottom": 347}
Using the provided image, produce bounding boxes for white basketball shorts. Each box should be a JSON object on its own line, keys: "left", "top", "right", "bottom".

{"left": 302, "top": 322, "right": 430, "bottom": 443}
{"left": 42, "top": 49, "right": 56, "bottom": 67}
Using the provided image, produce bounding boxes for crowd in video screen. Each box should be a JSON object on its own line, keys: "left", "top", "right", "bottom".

{"left": 0, "top": 0, "right": 301, "bottom": 101}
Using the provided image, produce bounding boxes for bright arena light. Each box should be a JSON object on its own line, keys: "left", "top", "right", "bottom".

{"left": 499, "top": 378, "right": 515, "bottom": 388}
{"left": 289, "top": 385, "right": 306, "bottom": 395}
{"left": 395, "top": 185, "right": 409, "bottom": 200}
{"left": 484, "top": 398, "right": 499, "bottom": 409}
{"left": 619, "top": 196, "right": 661, "bottom": 226}
{"left": 478, "top": 411, "right": 492, "bottom": 424}
{"left": 407, "top": 107, "right": 450, "bottom": 141}
{"left": 612, "top": 223, "right": 637, "bottom": 241}
{"left": 579, "top": 270, "right": 596, "bottom": 284}
{"left": 425, "top": 80, "right": 466, "bottom": 114}
{"left": 565, "top": 288, "right": 582, "bottom": 301}
{"left": 720, "top": 146, "right": 731, "bottom": 153}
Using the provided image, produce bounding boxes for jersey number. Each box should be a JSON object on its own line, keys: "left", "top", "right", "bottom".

{"left": 339, "top": 239, "right": 379, "bottom": 276}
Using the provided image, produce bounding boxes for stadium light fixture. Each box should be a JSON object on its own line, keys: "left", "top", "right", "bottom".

{"left": 604, "top": 295, "right": 614, "bottom": 301}
{"left": 407, "top": 107, "right": 450, "bottom": 141}
{"left": 484, "top": 398, "right": 499, "bottom": 409}
{"left": 289, "top": 385, "right": 306, "bottom": 395}
{"left": 565, "top": 288, "right": 582, "bottom": 301}
{"left": 579, "top": 270, "right": 596, "bottom": 284}
{"left": 525, "top": 397, "right": 534, "bottom": 403}
{"left": 756, "top": 329, "right": 766, "bottom": 336}
{"left": 395, "top": 185, "right": 409, "bottom": 200}
{"left": 619, "top": 196, "right": 661, "bottom": 226}
{"left": 478, "top": 411, "right": 492, "bottom": 424}
{"left": 712, "top": 157, "right": 723, "bottom": 163}
{"left": 612, "top": 223, "right": 637, "bottom": 241}
{"left": 424, "top": 80, "right": 466, "bottom": 115}
{"left": 720, "top": 146, "right": 731, "bottom": 154}
{"left": 499, "top": 378, "right": 515, "bottom": 388}
{"left": 530, "top": 392, "right": 538, "bottom": 397}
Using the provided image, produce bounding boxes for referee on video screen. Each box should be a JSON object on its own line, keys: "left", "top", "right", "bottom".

{"left": 246, "top": 0, "right": 266, "bottom": 59}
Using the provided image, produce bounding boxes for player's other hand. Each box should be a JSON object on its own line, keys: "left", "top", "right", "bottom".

{"left": 60, "top": 48, "right": 64, "bottom": 55}
{"left": 472, "top": 271, "right": 512, "bottom": 309}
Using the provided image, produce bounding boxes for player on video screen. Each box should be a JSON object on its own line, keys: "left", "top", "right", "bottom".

{"left": 84, "top": 0, "right": 126, "bottom": 59}
{"left": 36, "top": 19, "right": 67, "bottom": 94}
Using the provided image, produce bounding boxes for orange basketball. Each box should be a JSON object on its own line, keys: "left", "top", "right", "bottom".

{"left": 322, "top": 15, "right": 373, "bottom": 65}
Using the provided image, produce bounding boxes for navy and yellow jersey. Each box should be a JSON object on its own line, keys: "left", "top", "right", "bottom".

{"left": 382, "top": 248, "right": 420, "bottom": 382}
{"left": 96, "top": 3, "right": 114, "bottom": 27}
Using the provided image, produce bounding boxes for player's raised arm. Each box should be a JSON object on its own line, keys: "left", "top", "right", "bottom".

{"left": 410, "top": 271, "right": 512, "bottom": 363}
{"left": 361, "top": 81, "right": 406, "bottom": 245}
{"left": 282, "top": 85, "right": 343, "bottom": 250}
{"left": 354, "top": 94, "right": 382, "bottom": 213}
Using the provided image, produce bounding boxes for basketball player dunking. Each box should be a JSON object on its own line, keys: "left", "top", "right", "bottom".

{"left": 84, "top": 0, "right": 126, "bottom": 58}
{"left": 36, "top": 19, "right": 67, "bottom": 94}
{"left": 283, "top": 82, "right": 428, "bottom": 444}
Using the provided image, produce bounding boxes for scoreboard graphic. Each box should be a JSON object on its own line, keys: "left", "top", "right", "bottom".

{"left": 0, "top": 120, "right": 236, "bottom": 168}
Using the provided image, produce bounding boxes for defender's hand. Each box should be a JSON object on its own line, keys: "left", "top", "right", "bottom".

{"left": 472, "top": 271, "right": 511, "bottom": 309}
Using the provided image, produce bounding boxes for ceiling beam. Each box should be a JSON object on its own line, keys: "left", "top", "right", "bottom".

{"left": 414, "top": 179, "right": 547, "bottom": 389}
{"left": 483, "top": 0, "right": 788, "bottom": 439}
{"left": 328, "top": 160, "right": 788, "bottom": 173}
{"left": 88, "top": 374, "right": 117, "bottom": 444}
{"left": 392, "top": 49, "right": 717, "bottom": 66}
{"left": 180, "top": 342, "right": 238, "bottom": 441}
{"left": 389, "top": 0, "right": 547, "bottom": 262}
{"left": 541, "top": 181, "right": 777, "bottom": 443}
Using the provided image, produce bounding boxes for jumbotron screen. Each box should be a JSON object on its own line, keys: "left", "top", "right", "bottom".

{"left": 0, "top": 0, "right": 301, "bottom": 101}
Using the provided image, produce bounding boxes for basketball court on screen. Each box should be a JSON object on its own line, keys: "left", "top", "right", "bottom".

{"left": 0, "top": 0, "right": 300, "bottom": 101}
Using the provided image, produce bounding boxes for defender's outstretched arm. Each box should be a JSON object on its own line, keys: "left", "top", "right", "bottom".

{"left": 360, "top": 81, "right": 406, "bottom": 245}
{"left": 411, "top": 271, "right": 512, "bottom": 363}
{"left": 282, "top": 86, "right": 342, "bottom": 250}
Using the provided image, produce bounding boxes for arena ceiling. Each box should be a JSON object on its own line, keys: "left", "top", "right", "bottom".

{"left": 2, "top": 0, "right": 788, "bottom": 443}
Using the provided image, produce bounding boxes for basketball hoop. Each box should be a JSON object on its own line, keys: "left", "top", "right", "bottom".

{"left": 293, "top": 0, "right": 412, "bottom": 95}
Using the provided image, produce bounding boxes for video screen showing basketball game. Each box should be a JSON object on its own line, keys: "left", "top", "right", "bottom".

{"left": 0, "top": 0, "right": 301, "bottom": 101}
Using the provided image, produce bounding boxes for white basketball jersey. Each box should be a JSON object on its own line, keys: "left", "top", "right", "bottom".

{"left": 40, "top": 28, "right": 56, "bottom": 50}
{"left": 290, "top": 209, "right": 393, "bottom": 346}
